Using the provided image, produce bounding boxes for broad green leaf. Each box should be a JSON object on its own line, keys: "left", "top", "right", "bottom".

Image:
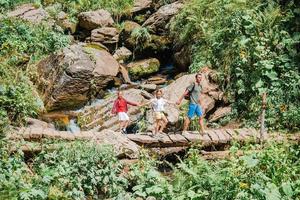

{"left": 242, "top": 155, "right": 259, "bottom": 168}
{"left": 265, "top": 71, "right": 278, "bottom": 80}
{"left": 282, "top": 182, "right": 293, "bottom": 197}
{"left": 265, "top": 183, "right": 281, "bottom": 200}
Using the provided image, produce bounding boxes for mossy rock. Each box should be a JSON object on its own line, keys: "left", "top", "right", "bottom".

{"left": 127, "top": 58, "right": 160, "bottom": 80}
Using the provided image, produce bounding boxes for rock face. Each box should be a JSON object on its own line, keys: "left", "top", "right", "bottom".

{"left": 113, "top": 47, "right": 132, "bottom": 62}
{"left": 162, "top": 70, "right": 222, "bottom": 123}
{"left": 127, "top": 58, "right": 160, "bottom": 80}
{"left": 78, "top": 9, "right": 114, "bottom": 30}
{"left": 36, "top": 43, "right": 119, "bottom": 111}
{"left": 131, "top": 0, "right": 152, "bottom": 14}
{"left": 77, "top": 89, "right": 149, "bottom": 131}
{"left": 8, "top": 4, "right": 48, "bottom": 23}
{"left": 91, "top": 27, "right": 119, "bottom": 44}
{"left": 143, "top": 1, "right": 184, "bottom": 34}
{"left": 174, "top": 45, "right": 192, "bottom": 72}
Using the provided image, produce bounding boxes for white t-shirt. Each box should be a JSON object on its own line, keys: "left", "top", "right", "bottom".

{"left": 151, "top": 98, "right": 167, "bottom": 112}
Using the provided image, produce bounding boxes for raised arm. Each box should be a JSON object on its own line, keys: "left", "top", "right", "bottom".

{"left": 176, "top": 89, "right": 189, "bottom": 105}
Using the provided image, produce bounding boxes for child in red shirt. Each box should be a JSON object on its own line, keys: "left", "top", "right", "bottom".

{"left": 111, "top": 91, "right": 139, "bottom": 134}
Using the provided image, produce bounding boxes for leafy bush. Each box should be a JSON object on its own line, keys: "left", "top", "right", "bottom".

{"left": 128, "top": 143, "right": 300, "bottom": 200}
{"left": 0, "top": 18, "right": 70, "bottom": 132}
{"left": 0, "top": 18, "right": 70, "bottom": 66}
{"left": 0, "top": 142, "right": 128, "bottom": 200}
{"left": 170, "top": 0, "right": 300, "bottom": 130}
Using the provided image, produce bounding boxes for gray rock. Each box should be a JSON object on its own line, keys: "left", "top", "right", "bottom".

{"left": 113, "top": 47, "right": 132, "bottom": 62}
{"left": 8, "top": 4, "right": 48, "bottom": 23}
{"left": 143, "top": 1, "right": 183, "bottom": 34}
{"left": 36, "top": 43, "right": 119, "bottom": 111}
{"left": 91, "top": 27, "right": 119, "bottom": 44}
{"left": 78, "top": 9, "right": 114, "bottom": 30}
{"left": 131, "top": 0, "right": 152, "bottom": 14}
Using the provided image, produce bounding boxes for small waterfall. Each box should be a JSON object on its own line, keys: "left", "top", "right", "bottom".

{"left": 67, "top": 119, "right": 81, "bottom": 133}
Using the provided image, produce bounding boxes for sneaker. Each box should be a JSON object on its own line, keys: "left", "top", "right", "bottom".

{"left": 121, "top": 128, "right": 127, "bottom": 134}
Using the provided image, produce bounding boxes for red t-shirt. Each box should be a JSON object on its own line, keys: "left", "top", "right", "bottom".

{"left": 112, "top": 98, "right": 137, "bottom": 114}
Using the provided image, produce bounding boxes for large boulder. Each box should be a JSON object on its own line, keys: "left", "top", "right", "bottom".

{"left": 127, "top": 58, "right": 160, "bottom": 80}
{"left": 91, "top": 27, "right": 119, "bottom": 44}
{"left": 78, "top": 9, "right": 114, "bottom": 30}
{"left": 77, "top": 89, "right": 149, "bottom": 131}
{"left": 142, "top": 1, "right": 183, "bottom": 35}
{"left": 36, "top": 43, "right": 119, "bottom": 111}
{"left": 162, "top": 70, "right": 222, "bottom": 123}
{"left": 8, "top": 4, "right": 48, "bottom": 23}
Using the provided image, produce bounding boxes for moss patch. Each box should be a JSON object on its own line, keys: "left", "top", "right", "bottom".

{"left": 128, "top": 58, "right": 160, "bottom": 80}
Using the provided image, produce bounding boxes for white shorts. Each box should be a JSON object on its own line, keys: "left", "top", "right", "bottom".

{"left": 118, "top": 112, "right": 129, "bottom": 121}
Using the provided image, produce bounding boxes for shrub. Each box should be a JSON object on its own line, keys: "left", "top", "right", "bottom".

{"left": 170, "top": 0, "right": 300, "bottom": 130}
{"left": 0, "top": 141, "right": 128, "bottom": 200}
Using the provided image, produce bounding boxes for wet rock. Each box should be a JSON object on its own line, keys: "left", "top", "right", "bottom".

{"left": 8, "top": 4, "right": 48, "bottom": 23}
{"left": 143, "top": 1, "right": 183, "bottom": 34}
{"left": 91, "top": 27, "right": 119, "bottom": 44}
{"left": 113, "top": 47, "right": 132, "bottom": 62}
{"left": 78, "top": 9, "right": 114, "bottom": 30}
{"left": 209, "top": 106, "right": 232, "bottom": 122}
{"left": 127, "top": 58, "right": 160, "bottom": 80}
{"left": 36, "top": 43, "right": 119, "bottom": 111}
{"left": 77, "top": 89, "right": 149, "bottom": 131}
{"left": 131, "top": 0, "right": 152, "bottom": 14}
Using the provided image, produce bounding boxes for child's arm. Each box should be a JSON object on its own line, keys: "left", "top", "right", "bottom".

{"left": 125, "top": 99, "right": 140, "bottom": 106}
{"left": 139, "top": 100, "right": 152, "bottom": 107}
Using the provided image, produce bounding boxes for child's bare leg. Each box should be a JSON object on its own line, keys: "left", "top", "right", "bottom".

{"left": 159, "top": 116, "right": 168, "bottom": 133}
{"left": 119, "top": 121, "right": 124, "bottom": 132}
{"left": 124, "top": 120, "right": 129, "bottom": 130}
{"left": 154, "top": 120, "right": 160, "bottom": 134}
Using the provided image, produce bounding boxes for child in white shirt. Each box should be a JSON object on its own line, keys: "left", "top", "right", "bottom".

{"left": 141, "top": 89, "right": 175, "bottom": 134}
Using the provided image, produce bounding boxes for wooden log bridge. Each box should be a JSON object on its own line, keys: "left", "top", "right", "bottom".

{"left": 11, "top": 127, "right": 266, "bottom": 148}
{"left": 127, "top": 128, "right": 260, "bottom": 148}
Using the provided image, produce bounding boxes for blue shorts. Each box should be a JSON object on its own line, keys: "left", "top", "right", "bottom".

{"left": 187, "top": 104, "right": 203, "bottom": 119}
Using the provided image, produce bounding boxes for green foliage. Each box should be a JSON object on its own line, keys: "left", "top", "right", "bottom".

{"left": 131, "top": 27, "right": 152, "bottom": 57}
{"left": 0, "top": 18, "right": 69, "bottom": 132}
{"left": 0, "top": 142, "right": 128, "bottom": 200}
{"left": 170, "top": 0, "right": 300, "bottom": 130}
{"left": 0, "top": 18, "right": 70, "bottom": 66}
{"left": 128, "top": 143, "right": 300, "bottom": 199}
